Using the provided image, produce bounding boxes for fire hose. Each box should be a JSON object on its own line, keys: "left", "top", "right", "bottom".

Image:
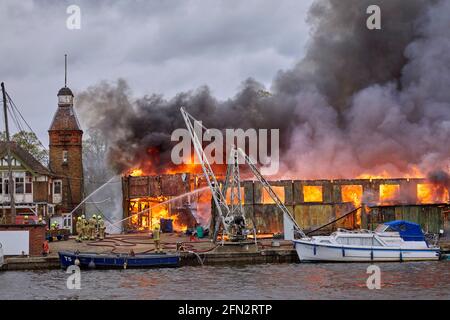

{"left": 85, "top": 235, "right": 219, "bottom": 255}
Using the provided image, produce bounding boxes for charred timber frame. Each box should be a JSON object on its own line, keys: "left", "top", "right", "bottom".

{"left": 122, "top": 176, "right": 450, "bottom": 235}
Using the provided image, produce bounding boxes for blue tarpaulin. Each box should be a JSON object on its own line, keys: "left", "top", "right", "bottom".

{"left": 384, "top": 220, "right": 425, "bottom": 241}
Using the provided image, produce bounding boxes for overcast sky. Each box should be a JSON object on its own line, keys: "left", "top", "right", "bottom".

{"left": 0, "top": 0, "right": 313, "bottom": 145}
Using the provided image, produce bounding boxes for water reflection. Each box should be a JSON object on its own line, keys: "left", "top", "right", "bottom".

{"left": 0, "top": 262, "right": 448, "bottom": 300}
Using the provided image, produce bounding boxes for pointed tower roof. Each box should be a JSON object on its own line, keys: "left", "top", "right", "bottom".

{"left": 49, "top": 55, "right": 82, "bottom": 132}
{"left": 48, "top": 103, "right": 82, "bottom": 131}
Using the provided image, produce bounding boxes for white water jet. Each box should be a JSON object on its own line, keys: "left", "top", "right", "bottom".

{"left": 108, "top": 186, "right": 210, "bottom": 231}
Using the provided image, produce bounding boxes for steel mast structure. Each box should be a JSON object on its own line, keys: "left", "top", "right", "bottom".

{"left": 180, "top": 107, "right": 231, "bottom": 242}
{"left": 180, "top": 107, "right": 306, "bottom": 242}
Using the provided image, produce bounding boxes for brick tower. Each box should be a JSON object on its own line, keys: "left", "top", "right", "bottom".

{"left": 48, "top": 85, "right": 84, "bottom": 215}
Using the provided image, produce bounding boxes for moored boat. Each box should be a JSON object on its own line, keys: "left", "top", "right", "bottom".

{"left": 58, "top": 251, "right": 181, "bottom": 269}
{"left": 294, "top": 220, "right": 440, "bottom": 262}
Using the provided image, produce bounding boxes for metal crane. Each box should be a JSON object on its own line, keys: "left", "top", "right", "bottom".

{"left": 180, "top": 107, "right": 306, "bottom": 242}
{"left": 235, "top": 148, "right": 306, "bottom": 239}
{"left": 180, "top": 108, "right": 236, "bottom": 242}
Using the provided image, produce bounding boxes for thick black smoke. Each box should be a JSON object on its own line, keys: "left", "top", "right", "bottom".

{"left": 428, "top": 170, "right": 450, "bottom": 189}
{"left": 76, "top": 0, "right": 450, "bottom": 179}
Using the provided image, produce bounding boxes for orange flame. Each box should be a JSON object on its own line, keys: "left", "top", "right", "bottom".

{"left": 262, "top": 186, "right": 285, "bottom": 204}
{"left": 303, "top": 186, "right": 323, "bottom": 202}
{"left": 129, "top": 196, "right": 188, "bottom": 232}
{"left": 129, "top": 168, "right": 144, "bottom": 177}
{"left": 341, "top": 185, "right": 363, "bottom": 207}
{"left": 417, "top": 184, "right": 449, "bottom": 204}
{"left": 379, "top": 184, "right": 400, "bottom": 203}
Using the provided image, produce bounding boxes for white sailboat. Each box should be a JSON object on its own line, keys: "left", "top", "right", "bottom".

{"left": 294, "top": 220, "right": 440, "bottom": 262}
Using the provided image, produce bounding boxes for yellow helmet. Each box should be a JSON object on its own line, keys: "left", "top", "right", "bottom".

{"left": 24, "top": 215, "right": 29, "bottom": 219}
{"left": 81, "top": 215, "right": 85, "bottom": 219}
{"left": 92, "top": 214, "right": 97, "bottom": 219}
{"left": 77, "top": 217, "right": 82, "bottom": 221}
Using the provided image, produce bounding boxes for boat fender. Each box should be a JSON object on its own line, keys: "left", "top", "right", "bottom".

{"left": 74, "top": 258, "right": 80, "bottom": 266}
{"left": 123, "top": 262, "right": 127, "bottom": 270}
{"left": 88, "top": 260, "right": 96, "bottom": 269}
{"left": 313, "top": 245, "right": 317, "bottom": 256}
{"left": 370, "top": 249, "right": 373, "bottom": 261}
{"left": 342, "top": 247, "right": 345, "bottom": 257}
{"left": 399, "top": 250, "right": 403, "bottom": 262}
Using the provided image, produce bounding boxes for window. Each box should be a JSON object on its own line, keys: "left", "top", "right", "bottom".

{"left": 379, "top": 184, "right": 400, "bottom": 202}
{"left": 341, "top": 185, "right": 363, "bottom": 206}
{"left": 375, "top": 224, "right": 388, "bottom": 233}
{"left": 63, "top": 216, "right": 71, "bottom": 227}
{"left": 54, "top": 180, "right": 62, "bottom": 194}
{"left": 62, "top": 150, "right": 68, "bottom": 164}
{"left": 226, "top": 187, "right": 245, "bottom": 204}
{"left": 4, "top": 179, "right": 11, "bottom": 195}
{"left": 15, "top": 176, "right": 24, "bottom": 194}
{"left": 417, "top": 183, "right": 450, "bottom": 203}
{"left": 25, "top": 173, "right": 32, "bottom": 194}
{"left": 303, "top": 186, "right": 323, "bottom": 202}
{"left": 262, "top": 186, "right": 285, "bottom": 204}
{"left": 336, "top": 236, "right": 383, "bottom": 247}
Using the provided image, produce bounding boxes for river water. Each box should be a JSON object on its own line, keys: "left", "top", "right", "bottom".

{"left": 0, "top": 261, "right": 448, "bottom": 300}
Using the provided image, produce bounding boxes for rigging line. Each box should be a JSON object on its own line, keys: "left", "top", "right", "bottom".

{"left": 7, "top": 103, "right": 26, "bottom": 135}
{"left": 6, "top": 102, "right": 50, "bottom": 165}
{"left": 6, "top": 92, "right": 50, "bottom": 154}
{"left": 6, "top": 97, "right": 49, "bottom": 158}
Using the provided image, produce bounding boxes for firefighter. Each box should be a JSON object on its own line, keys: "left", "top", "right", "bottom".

{"left": 89, "top": 215, "right": 97, "bottom": 240}
{"left": 153, "top": 224, "right": 162, "bottom": 253}
{"left": 95, "top": 215, "right": 100, "bottom": 238}
{"left": 98, "top": 216, "right": 106, "bottom": 240}
{"left": 81, "top": 215, "right": 89, "bottom": 240}
{"left": 76, "top": 216, "right": 83, "bottom": 242}
{"left": 23, "top": 215, "right": 29, "bottom": 224}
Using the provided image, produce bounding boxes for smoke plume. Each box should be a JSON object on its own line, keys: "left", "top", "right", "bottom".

{"left": 76, "top": 0, "right": 450, "bottom": 179}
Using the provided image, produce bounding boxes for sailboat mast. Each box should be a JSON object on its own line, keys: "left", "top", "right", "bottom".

{"left": 1, "top": 82, "right": 16, "bottom": 224}
{"left": 64, "top": 54, "right": 67, "bottom": 87}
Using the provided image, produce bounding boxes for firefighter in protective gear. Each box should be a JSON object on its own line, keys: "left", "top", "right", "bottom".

{"left": 153, "top": 225, "right": 162, "bottom": 253}
{"left": 88, "top": 215, "right": 97, "bottom": 240}
{"left": 76, "top": 216, "right": 83, "bottom": 242}
{"left": 81, "top": 215, "right": 89, "bottom": 240}
{"left": 98, "top": 216, "right": 106, "bottom": 240}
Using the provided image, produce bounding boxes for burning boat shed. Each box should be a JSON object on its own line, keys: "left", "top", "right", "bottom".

{"left": 122, "top": 173, "right": 203, "bottom": 232}
{"left": 122, "top": 174, "right": 450, "bottom": 237}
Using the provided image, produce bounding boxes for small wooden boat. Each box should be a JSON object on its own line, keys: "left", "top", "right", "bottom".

{"left": 58, "top": 251, "right": 181, "bottom": 269}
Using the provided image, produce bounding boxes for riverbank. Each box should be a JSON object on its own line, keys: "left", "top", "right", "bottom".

{"left": 0, "top": 233, "right": 298, "bottom": 270}
{"left": 1, "top": 234, "right": 449, "bottom": 271}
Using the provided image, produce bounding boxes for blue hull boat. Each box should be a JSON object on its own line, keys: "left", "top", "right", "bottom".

{"left": 58, "top": 251, "right": 181, "bottom": 269}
